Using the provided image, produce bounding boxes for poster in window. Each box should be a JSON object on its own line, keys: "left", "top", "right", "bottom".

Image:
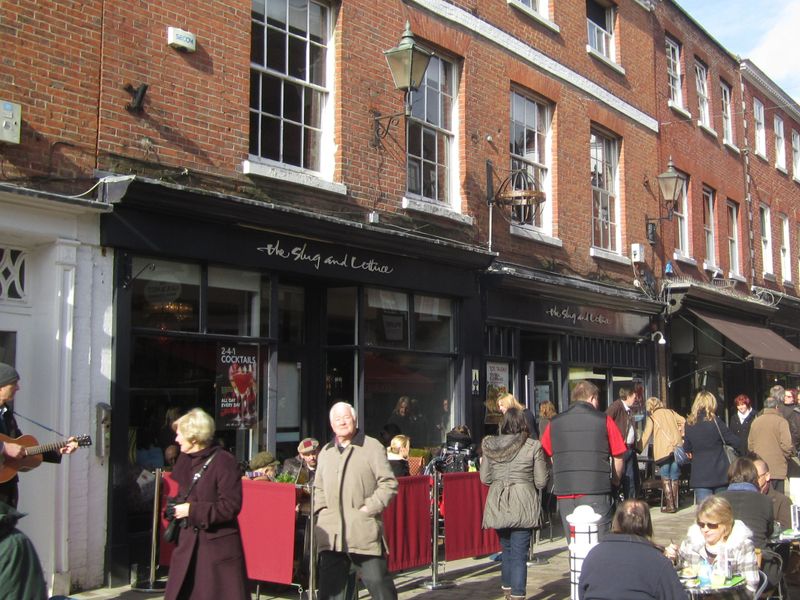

{"left": 485, "top": 362, "right": 509, "bottom": 424}
{"left": 381, "top": 313, "right": 405, "bottom": 342}
{"left": 216, "top": 344, "right": 258, "bottom": 429}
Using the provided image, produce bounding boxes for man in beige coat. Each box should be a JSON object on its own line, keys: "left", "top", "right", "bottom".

{"left": 314, "top": 402, "right": 398, "bottom": 600}
{"left": 749, "top": 396, "right": 794, "bottom": 493}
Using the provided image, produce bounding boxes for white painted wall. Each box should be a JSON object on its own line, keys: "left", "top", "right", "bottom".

{"left": 0, "top": 193, "right": 112, "bottom": 594}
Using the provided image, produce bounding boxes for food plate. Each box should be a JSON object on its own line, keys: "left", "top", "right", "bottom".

{"left": 682, "top": 578, "right": 699, "bottom": 588}
{"left": 679, "top": 570, "right": 699, "bottom": 580}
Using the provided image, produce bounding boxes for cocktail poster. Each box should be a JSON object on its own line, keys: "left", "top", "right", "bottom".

{"left": 216, "top": 344, "right": 258, "bottom": 429}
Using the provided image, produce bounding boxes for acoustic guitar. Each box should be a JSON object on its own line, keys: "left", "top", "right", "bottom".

{"left": 0, "top": 433, "right": 92, "bottom": 483}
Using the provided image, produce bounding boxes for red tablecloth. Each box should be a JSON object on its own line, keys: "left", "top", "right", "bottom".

{"left": 238, "top": 479, "right": 298, "bottom": 584}
{"left": 441, "top": 472, "right": 500, "bottom": 561}
{"left": 383, "top": 475, "right": 432, "bottom": 572}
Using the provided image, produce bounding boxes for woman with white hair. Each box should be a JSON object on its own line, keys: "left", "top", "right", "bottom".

{"left": 164, "top": 408, "right": 248, "bottom": 600}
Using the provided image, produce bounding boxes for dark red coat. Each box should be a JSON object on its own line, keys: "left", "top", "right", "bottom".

{"left": 164, "top": 445, "right": 248, "bottom": 600}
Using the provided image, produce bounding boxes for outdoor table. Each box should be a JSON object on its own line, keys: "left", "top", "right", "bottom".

{"left": 681, "top": 575, "right": 748, "bottom": 599}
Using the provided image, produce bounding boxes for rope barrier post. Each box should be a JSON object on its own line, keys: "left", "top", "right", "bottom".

{"left": 131, "top": 468, "right": 167, "bottom": 592}
{"left": 422, "top": 468, "right": 454, "bottom": 589}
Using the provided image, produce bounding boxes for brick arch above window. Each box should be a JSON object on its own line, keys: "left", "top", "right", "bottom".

{"left": 507, "top": 61, "right": 562, "bottom": 103}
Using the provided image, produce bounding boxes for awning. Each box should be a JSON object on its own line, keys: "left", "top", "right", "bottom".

{"left": 690, "top": 308, "right": 800, "bottom": 374}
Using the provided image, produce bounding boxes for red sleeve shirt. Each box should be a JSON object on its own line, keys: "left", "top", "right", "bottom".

{"left": 606, "top": 415, "right": 627, "bottom": 457}
{"left": 541, "top": 422, "right": 552, "bottom": 456}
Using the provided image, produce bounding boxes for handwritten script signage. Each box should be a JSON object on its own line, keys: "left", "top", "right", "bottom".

{"left": 257, "top": 239, "right": 394, "bottom": 275}
{"left": 544, "top": 305, "right": 611, "bottom": 327}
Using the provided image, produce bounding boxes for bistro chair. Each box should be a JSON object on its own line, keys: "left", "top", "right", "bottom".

{"left": 755, "top": 570, "right": 769, "bottom": 599}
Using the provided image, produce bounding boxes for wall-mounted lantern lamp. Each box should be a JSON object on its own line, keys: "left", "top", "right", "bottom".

{"left": 371, "top": 22, "right": 432, "bottom": 148}
{"left": 645, "top": 157, "right": 686, "bottom": 245}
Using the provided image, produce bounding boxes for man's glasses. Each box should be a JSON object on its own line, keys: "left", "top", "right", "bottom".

{"left": 697, "top": 521, "right": 720, "bottom": 529}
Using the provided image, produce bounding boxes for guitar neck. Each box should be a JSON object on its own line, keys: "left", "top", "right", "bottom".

{"left": 26, "top": 440, "right": 69, "bottom": 457}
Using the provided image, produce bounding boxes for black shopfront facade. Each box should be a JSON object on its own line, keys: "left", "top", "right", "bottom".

{"left": 480, "top": 265, "right": 664, "bottom": 436}
{"left": 100, "top": 180, "right": 493, "bottom": 583}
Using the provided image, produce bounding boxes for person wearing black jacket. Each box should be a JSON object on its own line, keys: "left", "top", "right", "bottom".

{"left": 729, "top": 394, "right": 756, "bottom": 456}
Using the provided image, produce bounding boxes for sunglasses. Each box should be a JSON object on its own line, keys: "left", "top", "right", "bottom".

{"left": 697, "top": 521, "right": 721, "bottom": 530}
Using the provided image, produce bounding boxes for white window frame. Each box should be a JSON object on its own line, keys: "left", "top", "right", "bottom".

{"left": 720, "top": 82, "right": 734, "bottom": 145}
{"left": 509, "top": 0, "right": 550, "bottom": 20}
{"left": 781, "top": 214, "right": 792, "bottom": 283}
{"left": 793, "top": 130, "right": 800, "bottom": 180}
{"left": 775, "top": 115, "right": 786, "bottom": 171}
{"left": 590, "top": 128, "right": 620, "bottom": 254}
{"left": 666, "top": 37, "right": 683, "bottom": 108}
{"left": 703, "top": 186, "right": 716, "bottom": 267}
{"left": 248, "top": 0, "right": 332, "bottom": 174}
{"left": 727, "top": 201, "right": 740, "bottom": 276}
{"left": 760, "top": 204, "right": 773, "bottom": 276}
{"left": 406, "top": 54, "right": 458, "bottom": 207}
{"left": 754, "top": 98, "right": 766, "bottom": 157}
{"left": 695, "top": 61, "right": 710, "bottom": 128}
{"left": 509, "top": 89, "right": 552, "bottom": 233}
{"left": 673, "top": 176, "right": 689, "bottom": 256}
{"left": 586, "top": 0, "right": 615, "bottom": 63}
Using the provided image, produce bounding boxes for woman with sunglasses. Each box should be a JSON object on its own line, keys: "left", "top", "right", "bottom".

{"left": 665, "top": 496, "right": 758, "bottom": 594}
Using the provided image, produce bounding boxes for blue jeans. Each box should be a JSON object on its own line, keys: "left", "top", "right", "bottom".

{"left": 694, "top": 486, "right": 726, "bottom": 504}
{"left": 659, "top": 460, "right": 680, "bottom": 480}
{"left": 497, "top": 528, "right": 532, "bottom": 596}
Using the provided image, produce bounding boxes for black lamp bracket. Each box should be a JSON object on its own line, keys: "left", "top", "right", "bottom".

{"left": 370, "top": 109, "right": 408, "bottom": 148}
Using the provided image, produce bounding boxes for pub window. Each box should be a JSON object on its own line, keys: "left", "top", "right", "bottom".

{"left": 326, "top": 287, "right": 357, "bottom": 345}
{"left": 130, "top": 257, "right": 201, "bottom": 332}
{"left": 207, "top": 266, "right": 265, "bottom": 336}
{"left": 365, "top": 288, "right": 409, "bottom": 349}
{"left": 278, "top": 284, "right": 305, "bottom": 344}
{"left": 414, "top": 295, "right": 453, "bottom": 353}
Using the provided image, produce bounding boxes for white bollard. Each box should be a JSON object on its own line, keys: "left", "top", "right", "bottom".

{"left": 567, "top": 505, "right": 602, "bottom": 600}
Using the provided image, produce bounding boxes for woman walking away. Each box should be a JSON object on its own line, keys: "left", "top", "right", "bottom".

{"left": 164, "top": 408, "right": 248, "bottom": 600}
{"left": 639, "top": 397, "right": 685, "bottom": 513}
{"left": 683, "top": 391, "right": 740, "bottom": 505}
{"left": 481, "top": 408, "right": 549, "bottom": 600}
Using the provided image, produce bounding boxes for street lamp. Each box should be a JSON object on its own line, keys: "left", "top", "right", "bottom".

{"left": 645, "top": 158, "right": 686, "bottom": 245}
{"left": 371, "top": 22, "right": 432, "bottom": 148}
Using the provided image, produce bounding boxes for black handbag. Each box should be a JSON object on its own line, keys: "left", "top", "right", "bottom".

{"left": 163, "top": 450, "right": 218, "bottom": 544}
{"left": 712, "top": 417, "right": 738, "bottom": 465}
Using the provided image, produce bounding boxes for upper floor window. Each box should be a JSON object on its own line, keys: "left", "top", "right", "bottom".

{"left": 703, "top": 186, "right": 715, "bottom": 266}
{"left": 793, "top": 131, "right": 800, "bottom": 179}
{"left": 754, "top": 98, "right": 766, "bottom": 157}
{"left": 760, "top": 204, "right": 773, "bottom": 276}
{"left": 673, "top": 175, "right": 689, "bottom": 256}
{"left": 727, "top": 201, "right": 740, "bottom": 275}
{"left": 694, "top": 61, "right": 710, "bottom": 128}
{"left": 407, "top": 55, "right": 457, "bottom": 205}
{"left": 720, "top": 82, "right": 734, "bottom": 145}
{"left": 775, "top": 115, "right": 786, "bottom": 170}
{"left": 781, "top": 214, "right": 792, "bottom": 283}
{"left": 665, "top": 37, "right": 683, "bottom": 108}
{"left": 586, "top": 0, "right": 615, "bottom": 63}
{"left": 590, "top": 129, "right": 619, "bottom": 253}
{"left": 512, "top": 0, "right": 549, "bottom": 18}
{"left": 249, "top": 0, "right": 330, "bottom": 171}
{"left": 509, "top": 90, "right": 551, "bottom": 231}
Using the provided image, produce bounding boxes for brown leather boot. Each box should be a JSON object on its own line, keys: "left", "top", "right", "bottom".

{"left": 661, "top": 479, "right": 675, "bottom": 513}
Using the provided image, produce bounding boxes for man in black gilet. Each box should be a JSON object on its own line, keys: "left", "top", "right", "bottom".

{"left": 540, "top": 380, "right": 626, "bottom": 537}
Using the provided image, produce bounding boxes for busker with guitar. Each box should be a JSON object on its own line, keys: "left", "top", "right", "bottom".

{"left": 0, "top": 362, "right": 79, "bottom": 508}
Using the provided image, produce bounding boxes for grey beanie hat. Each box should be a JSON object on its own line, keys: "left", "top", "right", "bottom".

{"left": 0, "top": 363, "right": 20, "bottom": 387}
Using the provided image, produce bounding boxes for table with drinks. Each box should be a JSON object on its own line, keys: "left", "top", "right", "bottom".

{"left": 677, "top": 557, "right": 747, "bottom": 598}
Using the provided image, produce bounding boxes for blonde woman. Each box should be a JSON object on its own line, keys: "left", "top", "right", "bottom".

{"left": 387, "top": 434, "right": 411, "bottom": 477}
{"left": 164, "top": 408, "right": 247, "bottom": 600}
{"left": 639, "top": 397, "right": 685, "bottom": 513}
{"left": 683, "top": 391, "right": 740, "bottom": 504}
{"left": 497, "top": 392, "right": 538, "bottom": 439}
{"left": 665, "top": 495, "right": 759, "bottom": 593}
{"left": 537, "top": 401, "right": 556, "bottom": 434}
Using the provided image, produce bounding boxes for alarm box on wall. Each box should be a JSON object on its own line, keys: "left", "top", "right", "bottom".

{"left": 0, "top": 100, "right": 21, "bottom": 145}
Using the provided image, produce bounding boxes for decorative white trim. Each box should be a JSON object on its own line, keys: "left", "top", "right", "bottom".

{"left": 668, "top": 101, "right": 691, "bottom": 120}
{"left": 408, "top": 0, "right": 658, "bottom": 132}
{"left": 763, "top": 272, "right": 777, "bottom": 282}
{"left": 586, "top": 46, "right": 626, "bottom": 76}
{"left": 673, "top": 251, "right": 697, "bottom": 267}
{"left": 590, "top": 246, "right": 631, "bottom": 265}
{"left": 755, "top": 151, "right": 768, "bottom": 163}
{"left": 723, "top": 141, "right": 741, "bottom": 155}
{"left": 242, "top": 159, "right": 348, "bottom": 196}
{"left": 783, "top": 279, "right": 795, "bottom": 288}
{"left": 728, "top": 272, "right": 746, "bottom": 283}
{"left": 702, "top": 261, "right": 721, "bottom": 274}
{"left": 632, "top": 0, "right": 654, "bottom": 10}
{"left": 510, "top": 224, "right": 563, "bottom": 247}
{"left": 401, "top": 196, "right": 475, "bottom": 225}
{"left": 506, "top": 0, "right": 560, "bottom": 33}
{"left": 776, "top": 165, "right": 788, "bottom": 175}
{"left": 793, "top": 176, "right": 800, "bottom": 185}
{"left": 698, "top": 123, "right": 718, "bottom": 138}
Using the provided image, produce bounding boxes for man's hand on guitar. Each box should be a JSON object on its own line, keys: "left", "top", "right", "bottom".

{"left": 59, "top": 437, "right": 79, "bottom": 455}
{"left": 2, "top": 442, "right": 26, "bottom": 459}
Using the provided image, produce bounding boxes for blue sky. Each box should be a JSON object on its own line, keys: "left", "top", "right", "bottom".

{"left": 676, "top": 0, "right": 800, "bottom": 103}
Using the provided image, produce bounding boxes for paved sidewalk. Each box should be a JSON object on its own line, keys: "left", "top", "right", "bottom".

{"left": 72, "top": 502, "right": 701, "bottom": 600}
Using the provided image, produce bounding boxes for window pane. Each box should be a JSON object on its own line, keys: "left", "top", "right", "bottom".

{"left": 326, "top": 287, "right": 356, "bottom": 345}
{"left": 207, "top": 267, "right": 263, "bottom": 336}
{"left": 288, "top": 35, "right": 306, "bottom": 79}
{"left": 267, "top": 0, "right": 287, "bottom": 28}
{"left": 130, "top": 258, "right": 200, "bottom": 332}
{"left": 414, "top": 295, "right": 452, "bottom": 352}
{"left": 266, "top": 27, "right": 286, "bottom": 73}
{"left": 260, "top": 116, "right": 280, "bottom": 160}
{"left": 309, "top": 43, "right": 325, "bottom": 86}
{"left": 284, "top": 81, "right": 303, "bottom": 123}
{"left": 303, "top": 127, "right": 320, "bottom": 170}
{"left": 288, "top": 0, "right": 307, "bottom": 35}
{"left": 262, "top": 74, "right": 281, "bottom": 115}
{"left": 251, "top": 22, "right": 265, "bottom": 66}
{"left": 308, "top": 3, "right": 325, "bottom": 43}
{"left": 283, "top": 121, "right": 302, "bottom": 166}
{"left": 278, "top": 285, "right": 304, "bottom": 343}
{"left": 365, "top": 288, "right": 408, "bottom": 348}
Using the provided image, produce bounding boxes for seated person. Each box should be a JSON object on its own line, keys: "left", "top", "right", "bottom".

{"left": 665, "top": 496, "right": 759, "bottom": 594}
{"left": 579, "top": 499, "right": 685, "bottom": 599}
{"left": 754, "top": 458, "right": 792, "bottom": 528}
{"left": 387, "top": 435, "right": 411, "bottom": 477}
{"left": 282, "top": 438, "right": 320, "bottom": 484}
{"left": 244, "top": 451, "right": 280, "bottom": 481}
{"left": 719, "top": 457, "right": 774, "bottom": 549}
